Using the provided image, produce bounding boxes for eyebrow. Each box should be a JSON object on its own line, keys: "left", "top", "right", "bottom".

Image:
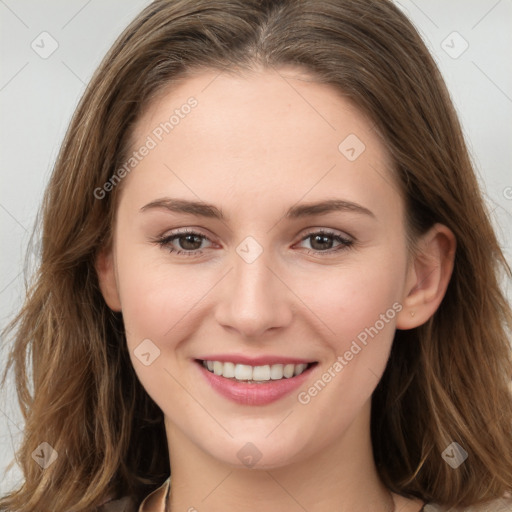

{"left": 140, "top": 198, "right": 375, "bottom": 220}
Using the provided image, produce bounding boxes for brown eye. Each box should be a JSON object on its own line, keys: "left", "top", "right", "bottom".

{"left": 176, "top": 234, "right": 204, "bottom": 251}
{"left": 297, "top": 230, "right": 354, "bottom": 256}
{"left": 157, "top": 229, "right": 212, "bottom": 256}
{"left": 309, "top": 233, "right": 336, "bottom": 251}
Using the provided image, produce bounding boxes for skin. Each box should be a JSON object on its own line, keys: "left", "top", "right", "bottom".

{"left": 96, "top": 67, "right": 456, "bottom": 512}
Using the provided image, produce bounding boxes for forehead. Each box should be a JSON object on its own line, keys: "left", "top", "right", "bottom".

{"left": 134, "top": 66, "right": 382, "bottom": 156}
{"left": 122, "top": 67, "right": 401, "bottom": 223}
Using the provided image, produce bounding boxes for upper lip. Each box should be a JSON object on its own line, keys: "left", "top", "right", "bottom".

{"left": 196, "top": 354, "right": 316, "bottom": 366}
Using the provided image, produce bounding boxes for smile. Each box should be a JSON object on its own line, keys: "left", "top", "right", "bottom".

{"left": 195, "top": 359, "right": 318, "bottom": 405}
{"left": 200, "top": 360, "right": 313, "bottom": 382}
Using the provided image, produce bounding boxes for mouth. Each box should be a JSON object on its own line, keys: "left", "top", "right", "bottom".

{"left": 195, "top": 358, "right": 318, "bottom": 405}
{"left": 196, "top": 359, "right": 317, "bottom": 383}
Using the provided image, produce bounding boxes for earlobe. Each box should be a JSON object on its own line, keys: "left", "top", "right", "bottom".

{"left": 396, "top": 223, "right": 456, "bottom": 330}
{"left": 95, "top": 247, "right": 122, "bottom": 312}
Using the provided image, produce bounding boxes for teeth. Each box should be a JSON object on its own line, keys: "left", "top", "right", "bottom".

{"left": 252, "top": 365, "right": 271, "bottom": 381}
{"left": 235, "top": 364, "right": 253, "bottom": 381}
{"left": 284, "top": 363, "right": 295, "bottom": 378}
{"left": 201, "top": 360, "right": 311, "bottom": 381}
{"left": 294, "top": 363, "right": 307, "bottom": 376}
{"left": 222, "top": 361, "right": 235, "bottom": 378}
{"left": 270, "top": 364, "right": 284, "bottom": 380}
{"left": 213, "top": 361, "right": 223, "bottom": 375}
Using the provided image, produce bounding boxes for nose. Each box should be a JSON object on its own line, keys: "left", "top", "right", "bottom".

{"left": 214, "top": 250, "right": 293, "bottom": 339}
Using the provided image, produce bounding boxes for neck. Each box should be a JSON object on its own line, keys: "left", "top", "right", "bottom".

{"left": 164, "top": 401, "right": 395, "bottom": 512}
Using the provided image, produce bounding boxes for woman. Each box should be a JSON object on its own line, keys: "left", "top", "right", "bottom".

{"left": 1, "top": 0, "right": 511, "bottom": 511}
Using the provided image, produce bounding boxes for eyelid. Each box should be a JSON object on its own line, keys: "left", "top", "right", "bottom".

{"left": 298, "top": 227, "right": 353, "bottom": 241}
{"left": 294, "top": 228, "right": 354, "bottom": 255}
{"left": 157, "top": 227, "right": 217, "bottom": 243}
{"left": 156, "top": 226, "right": 352, "bottom": 243}
{"left": 155, "top": 227, "right": 217, "bottom": 250}
{"left": 154, "top": 226, "right": 355, "bottom": 257}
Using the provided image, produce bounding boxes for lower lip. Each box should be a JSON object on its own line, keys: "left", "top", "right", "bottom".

{"left": 195, "top": 360, "right": 317, "bottom": 406}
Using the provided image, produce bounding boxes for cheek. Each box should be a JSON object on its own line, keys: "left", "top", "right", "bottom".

{"left": 117, "top": 239, "right": 407, "bottom": 350}
{"left": 115, "top": 251, "right": 213, "bottom": 407}
{"left": 292, "top": 253, "right": 406, "bottom": 417}
{"left": 117, "top": 255, "right": 210, "bottom": 345}
{"left": 290, "top": 260, "right": 405, "bottom": 422}
{"left": 292, "top": 268, "right": 404, "bottom": 428}
{"left": 291, "top": 253, "right": 406, "bottom": 351}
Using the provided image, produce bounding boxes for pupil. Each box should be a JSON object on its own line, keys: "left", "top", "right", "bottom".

{"left": 181, "top": 235, "right": 202, "bottom": 250}
{"left": 311, "top": 234, "right": 332, "bottom": 250}
{"left": 178, "top": 234, "right": 335, "bottom": 251}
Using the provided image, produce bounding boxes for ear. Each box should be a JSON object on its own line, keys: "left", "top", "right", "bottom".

{"left": 95, "top": 246, "right": 122, "bottom": 312}
{"left": 396, "top": 223, "right": 456, "bottom": 330}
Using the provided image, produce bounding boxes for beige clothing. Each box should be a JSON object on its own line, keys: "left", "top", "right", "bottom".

{"left": 137, "top": 477, "right": 171, "bottom": 512}
{"left": 97, "top": 478, "right": 170, "bottom": 512}
{"left": 424, "top": 500, "right": 512, "bottom": 511}
{"left": 99, "top": 478, "right": 512, "bottom": 511}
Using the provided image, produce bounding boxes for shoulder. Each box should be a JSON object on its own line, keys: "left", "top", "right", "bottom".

{"left": 424, "top": 496, "right": 512, "bottom": 511}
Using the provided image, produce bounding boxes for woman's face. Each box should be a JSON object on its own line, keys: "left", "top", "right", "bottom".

{"left": 102, "top": 67, "right": 416, "bottom": 469}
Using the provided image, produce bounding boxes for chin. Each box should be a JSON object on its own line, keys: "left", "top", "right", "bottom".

{"left": 205, "top": 433, "right": 314, "bottom": 471}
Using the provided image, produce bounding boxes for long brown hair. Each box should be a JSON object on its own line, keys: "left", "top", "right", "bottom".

{"left": 2, "top": 0, "right": 511, "bottom": 510}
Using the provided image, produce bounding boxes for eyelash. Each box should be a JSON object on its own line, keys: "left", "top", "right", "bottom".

{"left": 155, "top": 228, "right": 354, "bottom": 258}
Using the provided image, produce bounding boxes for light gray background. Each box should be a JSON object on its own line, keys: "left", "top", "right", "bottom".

{"left": 1, "top": 0, "right": 511, "bottom": 494}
